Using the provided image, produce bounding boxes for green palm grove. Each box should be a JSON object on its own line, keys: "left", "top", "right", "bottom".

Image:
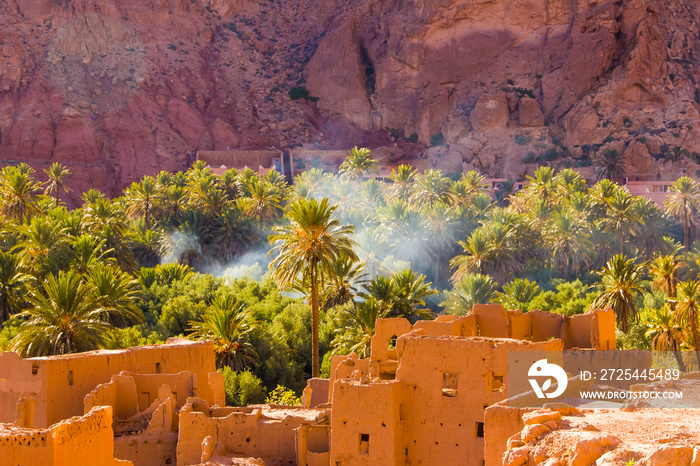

{"left": 2, "top": 154, "right": 700, "bottom": 401}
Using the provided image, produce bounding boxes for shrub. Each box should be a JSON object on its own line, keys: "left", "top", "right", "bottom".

{"left": 222, "top": 368, "right": 266, "bottom": 406}
{"left": 514, "top": 134, "right": 532, "bottom": 146}
{"left": 265, "top": 385, "right": 301, "bottom": 406}
{"left": 405, "top": 133, "right": 418, "bottom": 143}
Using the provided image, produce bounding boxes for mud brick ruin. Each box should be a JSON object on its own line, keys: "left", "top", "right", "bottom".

{"left": 0, "top": 305, "right": 617, "bottom": 465}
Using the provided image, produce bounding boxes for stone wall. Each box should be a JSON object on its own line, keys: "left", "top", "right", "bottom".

{"left": 0, "top": 406, "right": 131, "bottom": 466}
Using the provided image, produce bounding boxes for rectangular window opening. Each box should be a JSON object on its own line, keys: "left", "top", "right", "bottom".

{"left": 156, "top": 362, "right": 161, "bottom": 374}
{"left": 67, "top": 370, "right": 74, "bottom": 386}
{"left": 359, "top": 433, "right": 369, "bottom": 455}
{"left": 31, "top": 364, "right": 39, "bottom": 375}
{"left": 491, "top": 374, "right": 504, "bottom": 392}
{"left": 475, "top": 422, "right": 484, "bottom": 438}
{"left": 442, "top": 372, "right": 458, "bottom": 397}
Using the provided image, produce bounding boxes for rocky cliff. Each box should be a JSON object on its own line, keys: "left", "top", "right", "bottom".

{"left": 1, "top": 0, "right": 699, "bottom": 199}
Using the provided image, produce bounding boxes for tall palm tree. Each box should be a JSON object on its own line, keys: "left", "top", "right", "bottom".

{"left": 523, "top": 166, "right": 556, "bottom": 206}
{"left": 424, "top": 203, "right": 458, "bottom": 284}
{"left": 11, "top": 270, "right": 110, "bottom": 356}
{"left": 440, "top": 273, "right": 496, "bottom": 315}
{"left": 339, "top": 147, "right": 377, "bottom": 181}
{"left": 603, "top": 190, "right": 643, "bottom": 254}
{"left": 188, "top": 295, "right": 257, "bottom": 371}
{"left": 665, "top": 177, "right": 700, "bottom": 251}
{"left": 543, "top": 208, "right": 591, "bottom": 279}
{"left": 594, "top": 148, "right": 627, "bottom": 182}
{"left": 43, "top": 163, "right": 71, "bottom": 207}
{"left": 0, "top": 165, "right": 41, "bottom": 224}
{"left": 125, "top": 177, "right": 158, "bottom": 229}
{"left": 268, "top": 197, "right": 358, "bottom": 377}
{"left": 495, "top": 278, "right": 541, "bottom": 311}
{"left": 0, "top": 251, "right": 32, "bottom": 325}
{"left": 331, "top": 299, "right": 386, "bottom": 358}
{"left": 590, "top": 254, "right": 646, "bottom": 333}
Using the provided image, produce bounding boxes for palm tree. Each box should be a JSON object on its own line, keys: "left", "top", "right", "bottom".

{"left": 523, "top": 166, "right": 556, "bottom": 206}
{"left": 125, "top": 177, "right": 158, "bottom": 229}
{"left": 665, "top": 177, "right": 700, "bottom": 251}
{"left": 543, "top": 208, "right": 591, "bottom": 279}
{"left": 389, "top": 269, "right": 437, "bottom": 321}
{"left": 11, "top": 270, "right": 110, "bottom": 356}
{"left": 450, "top": 230, "right": 491, "bottom": 282}
{"left": 424, "top": 203, "right": 458, "bottom": 284}
{"left": 210, "top": 208, "right": 257, "bottom": 262}
{"left": 594, "top": 149, "right": 627, "bottom": 182}
{"left": 649, "top": 255, "right": 682, "bottom": 303}
{"left": 87, "top": 263, "right": 144, "bottom": 328}
{"left": 43, "top": 163, "right": 71, "bottom": 207}
{"left": 603, "top": 190, "right": 643, "bottom": 254}
{"left": 644, "top": 305, "right": 686, "bottom": 371}
{"left": 322, "top": 257, "right": 368, "bottom": 310}
{"left": 590, "top": 254, "right": 646, "bottom": 333}
{"left": 188, "top": 295, "right": 257, "bottom": 371}
{"left": 240, "top": 178, "right": 283, "bottom": 229}
{"left": 385, "top": 165, "right": 417, "bottom": 203}
{"left": 0, "top": 251, "right": 32, "bottom": 325}
{"left": 495, "top": 278, "right": 541, "bottom": 311}
{"left": 331, "top": 299, "right": 386, "bottom": 358}
{"left": 0, "top": 165, "right": 41, "bottom": 224}
{"left": 675, "top": 280, "right": 700, "bottom": 368}
{"left": 70, "top": 234, "right": 115, "bottom": 275}
{"left": 449, "top": 171, "right": 487, "bottom": 207}
{"left": 440, "top": 273, "right": 496, "bottom": 315}
{"left": 410, "top": 169, "right": 452, "bottom": 208}
{"left": 339, "top": 147, "right": 377, "bottom": 181}
{"left": 268, "top": 197, "right": 358, "bottom": 377}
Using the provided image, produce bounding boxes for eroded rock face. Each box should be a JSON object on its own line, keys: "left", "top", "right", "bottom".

{"left": 1, "top": 0, "right": 700, "bottom": 200}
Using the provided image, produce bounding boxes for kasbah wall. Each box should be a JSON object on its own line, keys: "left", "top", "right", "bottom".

{"left": 0, "top": 306, "right": 617, "bottom": 466}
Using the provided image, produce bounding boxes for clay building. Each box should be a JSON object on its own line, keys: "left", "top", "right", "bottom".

{"left": 0, "top": 306, "right": 616, "bottom": 465}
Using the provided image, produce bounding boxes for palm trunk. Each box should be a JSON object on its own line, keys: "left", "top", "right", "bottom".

{"left": 434, "top": 250, "right": 441, "bottom": 286}
{"left": 310, "top": 264, "right": 320, "bottom": 378}
{"left": 684, "top": 214, "right": 690, "bottom": 251}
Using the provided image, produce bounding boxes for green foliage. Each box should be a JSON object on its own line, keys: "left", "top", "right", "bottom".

{"left": 616, "top": 324, "right": 651, "bottom": 350}
{"left": 528, "top": 280, "right": 597, "bottom": 316}
{"left": 514, "top": 134, "right": 532, "bottom": 146}
{"left": 265, "top": 385, "right": 301, "bottom": 406}
{"left": 221, "top": 367, "right": 266, "bottom": 406}
{"left": 288, "top": 86, "right": 318, "bottom": 101}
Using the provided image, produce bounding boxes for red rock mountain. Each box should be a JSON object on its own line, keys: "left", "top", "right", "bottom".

{"left": 1, "top": 0, "right": 699, "bottom": 199}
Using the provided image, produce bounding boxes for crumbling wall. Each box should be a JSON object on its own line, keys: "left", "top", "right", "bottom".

{"left": 302, "top": 378, "right": 330, "bottom": 408}
{"left": 296, "top": 423, "right": 330, "bottom": 466}
{"left": 177, "top": 399, "right": 329, "bottom": 466}
{"left": 369, "top": 318, "right": 412, "bottom": 380}
{"left": 113, "top": 385, "right": 178, "bottom": 466}
{"left": 0, "top": 339, "right": 222, "bottom": 428}
{"left": 0, "top": 406, "right": 131, "bottom": 466}
{"left": 413, "top": 314, "right": 477, "bottom": 337}
{"left": 84, "top": 373, "right": 139, "bottom": 419}
{"left": 473, "top": 304, "right": 510, "bottom": 337}
{"left": 328, "top": 355, "right": 370, "bottom": 403}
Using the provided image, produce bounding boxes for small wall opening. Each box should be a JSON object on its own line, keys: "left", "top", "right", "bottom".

{"left": 359, "top": 433, "right": 370, "bottom": 455}
{"left": 442, "top": 372, "right": 458, "bottom": 397}
{"left": 156, "top": 362, "right": 161, "bottom": 374}
{"left": 491, "top": 374, "right": 504, "bottom": 392}
{"left": 475, "top": 422, "right": 484, "bottom": 438}
{"left": 67, "top": 370, "right": 74, "bottom": 386}
{"left": 31, "top": 364, "right": 39, "bottom": 375}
